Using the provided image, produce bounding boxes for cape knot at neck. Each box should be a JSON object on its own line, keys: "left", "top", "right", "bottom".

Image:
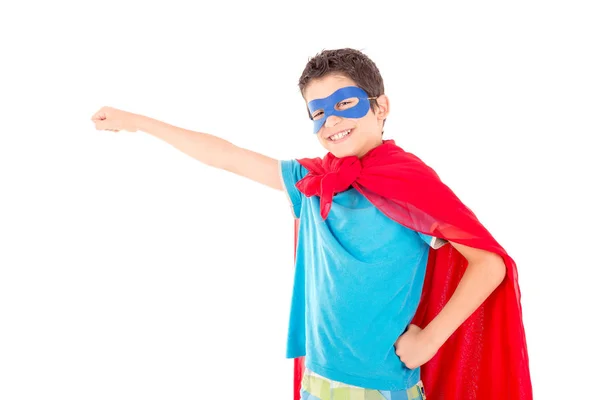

{"left": 323, "top": 157, "right": 362, "bottom": 194}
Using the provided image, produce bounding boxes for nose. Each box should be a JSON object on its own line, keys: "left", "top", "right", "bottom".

{"left": 324, "top": 115, "right": 342, "bottom": 128}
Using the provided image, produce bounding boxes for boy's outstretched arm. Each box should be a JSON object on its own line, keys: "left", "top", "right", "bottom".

{"left": 90, "top": 106, "right": 283, "bottom": 191}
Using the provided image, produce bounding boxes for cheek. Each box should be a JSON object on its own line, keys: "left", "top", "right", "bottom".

{"left": 357, "top": 114, "right": 380, "bottom": 133}
{"left": 317, "top": 134, "right": 328, "bottom": 146}
{"left": 359, "top": 112, "right": 376, "bottom": 125}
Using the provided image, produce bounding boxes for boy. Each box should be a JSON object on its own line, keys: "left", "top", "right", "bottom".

{"left": 91, "top": 48, "right": 532, "bottom": 399}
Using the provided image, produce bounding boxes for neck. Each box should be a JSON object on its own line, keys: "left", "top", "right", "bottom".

{"left": 356, "top": 137, "right": 384, "bottom": 158}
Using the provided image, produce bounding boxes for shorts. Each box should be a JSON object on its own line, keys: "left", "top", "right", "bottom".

{"left": 300, "top": 368, "right": 426, "bottom": 400}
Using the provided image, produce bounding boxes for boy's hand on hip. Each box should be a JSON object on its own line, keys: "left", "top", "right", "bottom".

{"left": 91, "top": 106, "right": 139, "bottom": 132}
{"left": 394, "top": 324, "right": 439, "bottom": 370}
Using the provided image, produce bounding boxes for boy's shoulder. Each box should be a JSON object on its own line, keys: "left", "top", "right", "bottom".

{"left": 279, "top": 159, "right": 309, "bottom": 219}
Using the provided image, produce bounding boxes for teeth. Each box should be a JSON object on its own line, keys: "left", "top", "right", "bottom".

{"left": 329, "top": 130, "right": 350, "bottom": 141}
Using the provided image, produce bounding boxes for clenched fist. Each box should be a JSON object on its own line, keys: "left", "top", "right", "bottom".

{"left": 90, "top": 106, "right": 139, "bottom": 132}
{"left": 394, "top": 324, "right": 440, "bottom": 370}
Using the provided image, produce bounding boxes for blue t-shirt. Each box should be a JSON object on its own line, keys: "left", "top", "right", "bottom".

{"left": 279, "top": 159, "right": 447, "bottom": 391}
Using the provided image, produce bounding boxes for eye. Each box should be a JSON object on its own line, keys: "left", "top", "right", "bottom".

{"left": 335, "top": 97, "right": 358, "bottom": 110}
{"left": 311, "top": 110, "right": 324, "bottom": 120}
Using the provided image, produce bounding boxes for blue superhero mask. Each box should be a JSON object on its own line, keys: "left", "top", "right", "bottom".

{"left": 307, "top": 86, "right": 378, "bottom": 134}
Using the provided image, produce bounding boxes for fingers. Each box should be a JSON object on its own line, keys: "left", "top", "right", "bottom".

{"left": 93, "top": 119, "right": 119, "bottom": 132}
{"left": 94, "top": 119, "right": 108, "bottom": 130}
{"left": 395, "top": 338, "right": 403, "bottom": 356}
{"left": 91, "top": 107, "right": 108, "bottom": 121}
{"left": 91, "top": 112, "right": 106, "bottom": 121}
{"left": 91, "top": 107, "right": 121, "bottom": 131}
{"left": 91, "top": 106, "right": 115, "bottom": 122}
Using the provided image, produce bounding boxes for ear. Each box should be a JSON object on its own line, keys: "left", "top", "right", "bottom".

{"left": 374, "top": 94, "right": 390, "bottom": 121}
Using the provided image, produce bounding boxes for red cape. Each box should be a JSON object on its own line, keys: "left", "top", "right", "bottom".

{"left": 290, "top": 140, "right": 532, "bottom": 399}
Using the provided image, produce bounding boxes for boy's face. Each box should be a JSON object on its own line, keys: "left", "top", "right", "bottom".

{"left": 304, "top": 74, "right": 389, "bottom": 158}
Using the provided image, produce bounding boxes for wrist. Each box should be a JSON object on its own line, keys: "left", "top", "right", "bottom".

{"left": 420, "top": 324, "right": 447, "bottom": 349}
{"left": 131, "top": 113, "right": 146, "bottom": 132}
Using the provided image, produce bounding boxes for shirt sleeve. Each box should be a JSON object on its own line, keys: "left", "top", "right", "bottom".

{"left": 278, "top": 159, "right": 309, "bottom": 219}
{"left": 417, "top": 232, "right": 449, "bottom": 249}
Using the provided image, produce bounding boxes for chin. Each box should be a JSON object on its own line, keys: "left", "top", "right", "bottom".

{"left": 327, "top": 145, "right": 360, "bottom": 158}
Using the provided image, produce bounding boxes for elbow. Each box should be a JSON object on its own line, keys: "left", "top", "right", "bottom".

{"left": 469, "top": 253, "right": 507, "bottom": 288}
{"left": 488, "top": 254, "right": 507, "bottom": 286}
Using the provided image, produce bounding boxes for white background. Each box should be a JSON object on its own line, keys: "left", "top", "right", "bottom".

{"left": 1, "top": 1, "right": 598, "bottom": 399}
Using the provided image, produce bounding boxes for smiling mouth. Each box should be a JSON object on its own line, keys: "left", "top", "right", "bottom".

{"left": 327, "top": 129, "right": 352, "bottom": 142}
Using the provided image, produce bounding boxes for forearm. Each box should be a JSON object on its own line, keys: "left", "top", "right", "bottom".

{"left": 421, "top": 255, "right": 506, "bottom": 348}
{"left": 132, "top": 113, "right": 282, "bottom": 190}
{"left": 134, "top": 114, "right": 232, "bottom": 169}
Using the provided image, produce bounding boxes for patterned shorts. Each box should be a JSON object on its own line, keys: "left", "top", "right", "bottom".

{"left": 300, "top": 368, "right": 426, "bottom": 400}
